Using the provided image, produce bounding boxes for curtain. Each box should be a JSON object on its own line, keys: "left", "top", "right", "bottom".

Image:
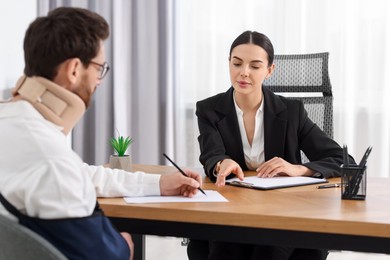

{"left": 175, "top": 0, "right": 390, "bottom": 177}
{"left": 0, "top": 2, "right": 36, "bottom": 99}
{"left": 37, "top": 0, "right": 175, "bottom": 166}
{"left": 36, "top": 0, "right": 390, "bottom": 177}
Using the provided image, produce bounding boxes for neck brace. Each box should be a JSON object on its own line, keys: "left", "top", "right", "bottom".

{"left": 12, "top": 76, "right": 86, "bottom": 135}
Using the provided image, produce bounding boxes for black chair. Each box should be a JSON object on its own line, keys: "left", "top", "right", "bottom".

{"left": 0, "top": 214, "right": 67, "bottom": 260}
{"left": 264, "top": 52, "right": 333, "bottom": 163}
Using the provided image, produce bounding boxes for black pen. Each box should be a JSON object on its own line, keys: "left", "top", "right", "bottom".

{"left": 347, "top": 146, "right": 372, "bottom": 197}
{"left": 358, "top": 146, "right": 373, "bottom": 168}
{"left": 317, "top": 183, "right": 341, "bottom": 189}
{"left": 343, "top": 144, "right": 349, "bottom": 167}
{"left": 163, "top": 153, "right": 207, "bottom": 196}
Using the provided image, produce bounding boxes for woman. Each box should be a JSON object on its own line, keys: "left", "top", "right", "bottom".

{"left": 190, "top": 31, "right": 354, "bottom": 260}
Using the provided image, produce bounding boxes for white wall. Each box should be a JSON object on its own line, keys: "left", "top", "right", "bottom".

{"left": 0, "top": 1, "right": 37, "bottom": 99}
{"left": 175, "top": 0, "right": 390, "bottom": 177}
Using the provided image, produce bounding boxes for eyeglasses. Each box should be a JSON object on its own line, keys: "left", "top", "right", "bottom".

{"left": 89, "top": 60, "right": 110, "bottom": 80}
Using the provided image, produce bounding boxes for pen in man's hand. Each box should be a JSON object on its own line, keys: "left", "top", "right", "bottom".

{"left": 163, "top": 153, "right": 207, "bottom": 196}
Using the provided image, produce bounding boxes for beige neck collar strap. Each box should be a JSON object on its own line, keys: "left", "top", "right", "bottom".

{"left": 12, "top": 76, "right": 86, "bottom": 135}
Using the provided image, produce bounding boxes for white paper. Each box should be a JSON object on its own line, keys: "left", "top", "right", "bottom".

{"left": 226, "top": 176, "right": 327, "bottom": 190}
{"left": 124, "top": 190, "right": 228, "bottom": 204}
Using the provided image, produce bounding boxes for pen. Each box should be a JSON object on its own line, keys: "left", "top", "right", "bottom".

{"left": 358, "top": 146, "right": 373, "bottom": 168}
{"left": 317, "top": 183, "right": 341, "bottom": 189}
{"left": 343, "top": 144, "right": 349, "bottom": 167}
{"left": 163, "top": 153, "right": 207, "bottom": 196}
{"left": 348, "top": 146, "right": 372, "bottom": 197}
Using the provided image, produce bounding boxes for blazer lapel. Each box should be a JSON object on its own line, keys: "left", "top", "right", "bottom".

{"left": 215, "top": 88, "right": 247, "bottom": 168}
{"left": 263, "top": 87, "right": 288, "bottom": 160}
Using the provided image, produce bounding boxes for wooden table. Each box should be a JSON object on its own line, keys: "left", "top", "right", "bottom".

{"left": 98, "top": 164, "right": 390, "bottom": 259}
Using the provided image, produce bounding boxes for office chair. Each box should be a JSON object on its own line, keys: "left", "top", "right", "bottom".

{"left": 263, "top": 52, "right": 333, "bottom": 163}
{"left": 0, "top": 214, "right": 67, "bottom": 260}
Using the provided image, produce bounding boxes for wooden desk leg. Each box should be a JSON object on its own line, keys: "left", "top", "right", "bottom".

{"left": 133, "top": 234, "right": 145, "bottom": 260}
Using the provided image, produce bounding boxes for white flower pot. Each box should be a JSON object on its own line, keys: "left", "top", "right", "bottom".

{"left": 109, "top": 154, "right": 132, "bottom": 172}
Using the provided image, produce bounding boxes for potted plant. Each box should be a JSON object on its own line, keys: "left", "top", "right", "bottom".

{"left": 109, "top": 131, "right": 133, "bottom": 171}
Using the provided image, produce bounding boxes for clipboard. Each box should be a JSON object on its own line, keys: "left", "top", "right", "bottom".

{"left": 226, "top": 176, "right": 328, "bottom": 190}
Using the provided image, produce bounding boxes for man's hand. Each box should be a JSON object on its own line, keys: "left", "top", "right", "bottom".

{"left": 121, "top": 232, "right": 134, "bottom": 260}
{"left": 160, "top": 170, "right": 202, "bottom": 197}
{"left": 256, "top": 157, "right": 314, "bottom": 177}
{"left": 215, "top": 159, "right": 244, "bottom": 187}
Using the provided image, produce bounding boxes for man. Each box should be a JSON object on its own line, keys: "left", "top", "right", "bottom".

{"left": 0, "top": 7, "right": 202, "bottom": 260}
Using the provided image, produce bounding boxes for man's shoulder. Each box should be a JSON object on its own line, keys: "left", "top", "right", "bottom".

{"left": 0, "top": 100, "right": 40, "bottom": 118}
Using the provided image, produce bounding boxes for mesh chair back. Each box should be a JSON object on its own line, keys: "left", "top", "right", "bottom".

{"left": 263, "top": 52, "right": 333, "bottom": 162}
{"left": 0, "top": 214, "right": 67, "bottom": 260}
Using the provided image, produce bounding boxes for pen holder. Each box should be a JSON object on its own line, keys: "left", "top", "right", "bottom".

{"left": 341, "top": 165, "right": 366, "bottom": 200}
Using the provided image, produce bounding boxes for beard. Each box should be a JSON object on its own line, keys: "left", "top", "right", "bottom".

{"left": 72, "top": 74, "right": 95, "bottom": 108}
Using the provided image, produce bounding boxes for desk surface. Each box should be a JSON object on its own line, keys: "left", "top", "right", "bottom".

{"left": 99, "top": 164, "right": 390, "bottom": 254}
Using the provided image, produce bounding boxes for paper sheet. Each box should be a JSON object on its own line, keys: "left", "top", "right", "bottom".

{"left": 124, "top": 190, "right": 228, "bottom": 204}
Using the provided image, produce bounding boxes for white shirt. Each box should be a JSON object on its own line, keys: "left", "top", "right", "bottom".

{"left": 233, "top": 94, "right": 265, "bottom": 170}
{"left": 0, "top": 101, "right": 160, "bottom": 219}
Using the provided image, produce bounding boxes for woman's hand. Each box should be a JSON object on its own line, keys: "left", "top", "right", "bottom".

{"left": 256, "top": 157, "right": 314, "bottom": 177}
{"left": 215, "top": 159, "right": 244, "bottom": 187}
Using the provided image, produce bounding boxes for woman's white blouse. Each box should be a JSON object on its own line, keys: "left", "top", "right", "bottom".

{"left": 233, "top": 94, "right": 265, "bottom": 170}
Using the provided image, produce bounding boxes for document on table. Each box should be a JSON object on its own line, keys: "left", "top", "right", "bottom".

{"left": 124, "top": 190, "right": 228, "bottom": 204}
{"left": 226, "top": 176, "right": 327, "bottom": 190}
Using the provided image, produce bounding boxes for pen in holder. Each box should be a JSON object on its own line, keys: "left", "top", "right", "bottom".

{"left": 341, "top": 165, "right": 366, "bottom": 200}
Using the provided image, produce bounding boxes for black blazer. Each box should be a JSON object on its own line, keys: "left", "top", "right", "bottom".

{"left": 196, "top": 86, "right": 352, "bottom": 181}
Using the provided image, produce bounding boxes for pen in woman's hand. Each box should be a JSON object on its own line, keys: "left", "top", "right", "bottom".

{"left": 163, "top": 153, "right": 207, "bottom": 196}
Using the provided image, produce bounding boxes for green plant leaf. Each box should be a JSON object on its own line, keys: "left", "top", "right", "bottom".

{"left": 110, "top": 132, "right": 133, "bottom": 156}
